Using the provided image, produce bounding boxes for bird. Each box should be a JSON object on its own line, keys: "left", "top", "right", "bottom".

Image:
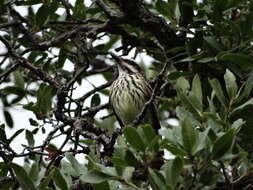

{"left": 109, "top": 54, "right": 161, "bottom": 133}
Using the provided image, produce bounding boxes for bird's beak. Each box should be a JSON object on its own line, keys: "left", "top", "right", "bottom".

{"left": 110, "top": 53, "right": 123, "bottom": 64}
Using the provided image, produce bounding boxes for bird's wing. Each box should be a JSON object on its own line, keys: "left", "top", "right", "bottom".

{"left": 110, "top": 99, "right": 125, "bottom": 127}
{"left": 149, "top": 102, "right": 161, "bottom": 134}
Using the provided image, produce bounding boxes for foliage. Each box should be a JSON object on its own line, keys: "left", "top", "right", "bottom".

{"left": 0, "top": 0, "right": 253, "bottom": 189}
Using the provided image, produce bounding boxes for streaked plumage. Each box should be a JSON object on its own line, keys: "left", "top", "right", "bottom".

{"left": 109, "top": 55, "right": 160, "bottom": 132}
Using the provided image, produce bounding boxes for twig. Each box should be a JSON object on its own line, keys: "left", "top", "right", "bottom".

{"left": 77, "top": 80, "right": 113, "bottom": 102}
{"left": 48, "top": 19, "right": 104, "bottom": 25}
{"left": 132, "top": 55, "right": 172, "bottom": 126}
{"left": 0, "top": 64, "right": 19, "bottom": 83}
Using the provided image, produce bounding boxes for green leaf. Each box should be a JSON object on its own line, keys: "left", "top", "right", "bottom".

{"left": 176, "top": 77, "right": 190, "bottom": 92}
{"left": 163, "top": 143, "right": 186, "bottom": 156}
{"left": 123, "top": 126, "right": 146, "bottom": 151}
{"left": 119, "top": 166, "right": 135, "bottom": 181}
{"left": 209, "top": 78, "right": 228, "bottom": 107}
{"left": 124, "top": 150, "right": 139, "bottom": 167}
{"left": 204, "top": 36, "right": 224, "bottom": 51}
{"left": 156, "top": 0, "right": 171, "bottom": 18}
{"left": 0, "top": 177, "right": 15, "bottom": 190}
{"left": 37, "top": 168, "right": 55, "bottom": 190}
{"left": 236, "top": 71, "right": 253, "bottom": 104}
{"left": 15, "top": 0, "right": 41, "bottom": 5}
{"left": 0, "top": 124, "right": 7, "bottom": 143}
{"left": 25, "top": 130, "right": 35, "bottom": 147}
{"left": 36, "top": 4, "right": 50, "bottom": 27}
{"left": 156, "top": 0, "right": 180, "bottom": 23}
{"left": 164, "top": 157, "right": 183, "bottom": 188}
{"left": 80, "top": 170, "right": 113, "bottom": 184}
{"left": 193, "top": 127, "right": 210, "bottom": 155}
{"left": 3, "top": 110, "right": 13, "bottom": 128}
{"left": 57, "top": 49, "right": 67, "bottom": 69}
{"left": 7, "top": 129, "right": 24, "bottom": 144}
{"left": 168, "top": 71, "right": 191, "bottom": 80}
{"left": 149, "top": 168, "right": 167, "bottom": 190}
{"left": 232, "top": 98, "right": 253, "bottom": 115}
{"left": 218, "top": 53, "right": 253, "bottom": 71}
{"left": 13, "top": 71, "right": 25, "bottom": 89}
{"left": 212, "top": 129, "right": 234, "bottom": 159}
{"left": 141, "top": 124, "right": 156, "bottom": 142}
{"left": 181, "top": 117, "right": 197, "bottom": 154}
{"left": 2, "top": 86, "right": 26, "bottom": 96}
{"left": 53, "top": 168, "right": 69, "bottom": 190}
{"left": 231, "top": 119, "right": 245, "bottom": 134}
{"left": 136, "top": 124, "right": 157, "bottom": 149}
{"left": 73, "top": 0, "right": 86, "bottom": 19}
{"left": 91, "top": 93, "right": 101, "bottom": 107}
{"left": 93, "top": 181, "right": 111, "bottom": 190}
{"left": 29, "top": 118, "right": 39, "bottom": 127}
{"left": 11, "top": 163, "right": 36, "bottom": 190}
{"left": 191, "top": 74, "right": 203, "bottom": 111}
{"left": 37, "top": 84, "right": 55, "bottom": 116}
{"left": 65, "top": 152, "right": 84, "bottom": 176}
{"left": 224, "top": 69, "right": 238, "bottom": 100}
{"left": 29, "top": 162, "right": 39, "bottom": 181}
{"left": 87, "top": 156, "right": 117, "bottom": 177}
{"left": 159, "top": 127, "right": 185, "bottom": 154}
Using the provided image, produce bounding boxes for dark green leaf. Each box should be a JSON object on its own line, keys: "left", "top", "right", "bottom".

{"left": 91, "top": 93, "right": 101, "bottom": 107}
{"left": 163, "top": 143, "right": 186, "bottom": 156}
{"left": 65, "top": 152, "right": 84, "bottom": 176}
{"left": 93, "top": 181, "right": 111, "bottom": 190}
{"left": 168, "top": 71, "right": 191, "bottom": 80}
{"left": 123, "top": 126, "right": 146, "bottom": 151}
{"left": 37, "top": 84, "right": 55, "bottom": 116}
{"left": 53, "top": 168, "right": 69, "bottom": 190}
{"left": 7, "top": 129, "right": 24, "bottom": 144}
{"left": 11, "top": 163, "right": 36, "bottom": 190}
{"left": 164, "top": 157, "right": 183, "bottom": 188}
{"left": 36, "top": 4, "right": 50, "bottom": 27}
{"left": 137, "top": 124, "right": 157, "bottom": 149}
{"left": 204, "top": 36, "right": 224, "bottom": 51}
{"left": 2, "top": 86, "right": 26, "bottom": 96}
{"left": 218, "top": 53, "right": 253, "bottom": 71}
{"left": 181, "top": 117, "right": 197, "bottom": 154}
{"left": 149, "top": 168, "right": 167, "bottom": 190}
{"left": 209, "top": 78, "right": 228, "bottom": 107}
{"left": 3, "top": 110, "right": 13, "bottom": 128}
{"left": 212, "top": 129, "right": 234, "bottom": 159}
{"left": 176, "top": 77, "right": 190, "bottom": 92}
{"left": 193, "top": 127, "right": 210, "bottom": 155}
{"left": 29, "top": 162, "right": 39, "bottom": 181}
{"left": 233, "top": 98, "right": 253, "bottom": 115}
{"left": 0, "top": 177, "right": 15, "bottom": 190}
{"left": 236, "top": 71, "right": 253, "bottom": 104}
{"left": 73, "top": 0, "right": 86, "bottom": 18}
{"left": 191, "top": 74, "right": 203, "bottom": 111}
{"left": 37, "top": 168, "right": 55, "bottom": 190}
{"left": 29, "top": 118, "right": 39, "bottom": 127}
{"left": 57, "top": 49, "right": 67, "bottom": 69}
{"left": 224, "top": 69, "right": 238, "bottom": 100}
{"left": 80, "top": 170, "right": 113, "bottom": 184}
{"left": 156, "top": 0, "right": 171, "bottom": 18}
{"left": 25, "top": 130, "right": 35, "bottom": 147}
{"left": 0, "top": 124, "right": 7, "bottom": 143}
{"left": 15, "top": 0, "right": 41, "bottom": 5}
{"left": 13, "top": 71, "right": 25, "bottom": 89}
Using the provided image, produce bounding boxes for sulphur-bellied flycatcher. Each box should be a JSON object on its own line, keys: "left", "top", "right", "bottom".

{"left": 109, "top": 54, "right": 161, "bottom": 133}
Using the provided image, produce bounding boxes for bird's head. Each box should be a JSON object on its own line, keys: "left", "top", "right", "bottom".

{"left": 111, "top": 53, "right": 143, "bottom": 75}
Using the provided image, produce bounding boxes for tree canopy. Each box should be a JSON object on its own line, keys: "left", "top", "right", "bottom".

{"left": 0, "top": 0, "right": 253, "bottom": 189}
